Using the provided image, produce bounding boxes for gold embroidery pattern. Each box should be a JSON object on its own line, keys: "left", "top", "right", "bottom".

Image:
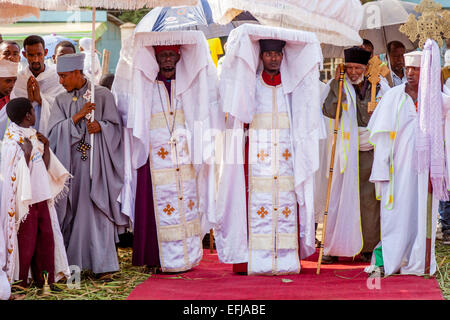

{"left": 343, "top": 132, "right": 350, "bottom": 140}
{"left": 187, "top": 200, "right": 195, "bottom": 211}
{"left": 282, "top": 207, "right": 291, "bottom": 218}
{"left": 282, "top": 149, "right": 291, "bottom": 161}
{"left": 11, "top": 176, "right": 16, "bottom": 182}
{"left": 257, "top": 150, "right": 269, "bottom": 162}
{"left": 157, "top": 147, "right": 169, "bottom": 159}
{"left": 163, "top": 204, "right": 175, "bottom": 216}
{"left": 257, "top": 207, "right": 269, "bottom": 218}
{"left": 390, "top": 131, "right": 396, "bottom": 140}
{"left": 8, "top": 211, "right": 15, "bottom": 218}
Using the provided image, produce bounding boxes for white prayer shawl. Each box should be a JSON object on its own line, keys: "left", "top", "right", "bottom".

{"left": 11, "top": 63, "right": 65, "bottom": 136}
{"left": 314, "top": 80, "right": 334, "bottom": 224}
{"left": 112, "top": 30, "right": 223, "bottom": 233}
{"left": 367, "top": 84, "right": 437, "bottom": 276}
{"left": 215, "top": 24, "right": 324, "bottom": 264}
{"left": 443, "top": 85, "right": 450, "bottom": 186}
{"left": 82, "top": 52, "right": 102, "bottom": 85}
{"left": 324, "top": 78, "right": 388, "bottom": 257}
{"left": 1, "top": 123, "right": 71, "bottom": 283}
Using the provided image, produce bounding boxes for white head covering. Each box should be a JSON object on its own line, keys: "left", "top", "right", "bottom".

{"left": 445, "top": 49, "right": 450, "bottom": 68}
{"left": 0, "top": 59, "right": 19, "bottom": 77}
{"left": 79, "top": 37, "right": 92, "bottom": 51}
{"left": 404, "top": 50, "right": 422, "bottom": 68}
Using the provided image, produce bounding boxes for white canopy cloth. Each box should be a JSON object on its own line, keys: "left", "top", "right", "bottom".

{"left": 215, "top": 23, "right": 324, "bottom": 264}
{"left": 0, "top": 1, "right": 39, "bottom": 24}
{"left": 2, "top": 0, "right": 198, "bottom": 10}
{"left": 208, "top": 0, "right": 363, "bottom": 47}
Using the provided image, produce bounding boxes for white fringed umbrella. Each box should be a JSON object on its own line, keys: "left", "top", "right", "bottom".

{"left": 208, "top": 0, "right": 364, "bottom": 47}
{"left": 0, "top": 1, "right": 40, "bottom": 23}
{"left": 6, "top": 0, "right": 198, "bottom": 178}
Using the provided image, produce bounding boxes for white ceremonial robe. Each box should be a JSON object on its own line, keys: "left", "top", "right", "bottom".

{"left": 11, "top": 63, "right": 65, "bottom": 136}
{"left": 367, "top": 84, "right": 437, "bottom": 276}
{"left": 247, "top": 75, "right": 300, "bottom": 275}
{"left": 215, "top": 24, "right": 323, "bottom": 275}
{"left": 146, "top": 79, "right": 203, "bottom": 272}
{"left": 216, "top": 70, "right": 320, "bottom": 274}
{"left": 324, "top": 78, "right": 387, "bottom": 257}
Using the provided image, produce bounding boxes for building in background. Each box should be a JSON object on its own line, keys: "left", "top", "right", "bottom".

{"left": 0, "top": 10, "right": 123, "bottom": 74}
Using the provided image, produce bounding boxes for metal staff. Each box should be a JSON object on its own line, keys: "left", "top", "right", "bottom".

{"left": 89, "top": 6, "right": 96, "bottom": 179}
{"left": 317, "top": 63, "right": 345, "bottom": 275}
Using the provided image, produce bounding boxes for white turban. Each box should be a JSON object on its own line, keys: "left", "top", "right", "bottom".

{"left": 404, "top": 51, "right": 422, "bottom": 68}
{"left": 79, "top": 37, "right": 93, "bottom": 51}
{"left": 0, "top": 59, "right": 19, "bottom": 77}
{"left": 445, "top": 49, "right": 450, "bottom": 68}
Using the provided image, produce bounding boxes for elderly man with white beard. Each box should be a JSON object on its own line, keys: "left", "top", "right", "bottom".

{"left": 321, "top": 46, "right": 389, "bottom": 264}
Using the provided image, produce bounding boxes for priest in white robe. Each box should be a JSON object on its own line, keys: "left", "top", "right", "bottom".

{"left": 215, "top": 24, "right": 324, "bottom": 275}
{"left": 11, "top": 35, "right": 65, "bottom": 136}
{"left": 367, "top": 41, "right": 445, "bottom": 277}
{"left": 321, "top": 47, "right": 390, "bottom": 264}
{"left": 112, "top": 30, "right": 221, "bottom": 273}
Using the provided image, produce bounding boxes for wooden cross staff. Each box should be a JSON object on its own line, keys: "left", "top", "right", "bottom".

{"left": 366, "top": 56, "right": 390, "bottom": 113}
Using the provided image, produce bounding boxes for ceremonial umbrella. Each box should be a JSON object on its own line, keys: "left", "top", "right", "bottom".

{"left": 359, "top": 0, "right": 418, "bottom": 55}
{"left": 5, "top": 0, "right": 199, "bottom": 177}
{"left": 146, "top": 0, "right": 257, "bottom": 39}
{"left": 0, "top": 1, "right": 40, "bottom": 24}
{"left": 42, "top": 34, "right": 78, "bottom": 60}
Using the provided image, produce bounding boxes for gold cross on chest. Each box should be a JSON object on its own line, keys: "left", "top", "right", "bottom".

{"left": 282, "top": 149, "right": 291, "bottom": 161}
{"left": 257, "top": 207, "right": 269, "bottom": 218}
{"left": 187, "top": 200, "right": 195, "bottom": 211}
{"left": 163, "top": 204, "right": 175, "bottom": 216}
{"left": 158, "top": 147, "right": 169, "bottom": 159}
{"left": 257, "top": 150, "right": 269, "bottom": 162}
{"left": 282, "top": 207, "right": 291, "bottom": 218}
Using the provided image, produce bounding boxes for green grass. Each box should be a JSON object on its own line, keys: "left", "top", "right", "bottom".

{"left": 15, "top": 248, "right": 150, "bottom": 300}
{"left": 436, "top": 240, "right": 450, "bottom": 300}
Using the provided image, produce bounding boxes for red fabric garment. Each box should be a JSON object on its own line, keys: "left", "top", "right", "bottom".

{"left": 154, "top": 45, "right": 181, "bottom": 55}
{"left": 0, "top": 95, "right": 10, "bottom": 110}
{"left": 17, "top": 201, "right": 55, "bottom": 287}
{"left": 128, "top": 249, "right": 444, "bottom": 300}
{"left": 262, "top": 71, "right": 281, "bottom": 86}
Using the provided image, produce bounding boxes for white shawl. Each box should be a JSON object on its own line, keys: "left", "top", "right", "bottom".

{"left": 1, "top": 122, "right": 71, "bottom": 283}
{"left": 11, "top": 63, "right": 65, "bottom": 136}
{"left": 216, "top": 24, "right": 324, "bottom": 262}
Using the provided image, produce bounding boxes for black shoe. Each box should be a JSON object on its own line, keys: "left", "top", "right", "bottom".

{"left": 360, "top": 252, "right": 372, "bottom": 263}
{"left": 50, "top": 284, "right": 63, "bottom": 292}
{"left": 321, "top": 255, "right": 338, "bottom": 264}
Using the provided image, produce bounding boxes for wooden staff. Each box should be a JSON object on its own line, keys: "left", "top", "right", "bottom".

{"left": 424, "top": 181, "right": 432, "bottom": 278}
{"left": 316, "top": 63, "right": 345, "bottom": 275}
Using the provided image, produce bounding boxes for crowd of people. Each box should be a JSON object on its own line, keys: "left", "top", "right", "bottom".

{"left": 0, "top": 23, "right": 449, "bottom": 300}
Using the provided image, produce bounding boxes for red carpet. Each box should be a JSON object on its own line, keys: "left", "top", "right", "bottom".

{"left": 127, "top": 249, "right": 444, "bottom": 300}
